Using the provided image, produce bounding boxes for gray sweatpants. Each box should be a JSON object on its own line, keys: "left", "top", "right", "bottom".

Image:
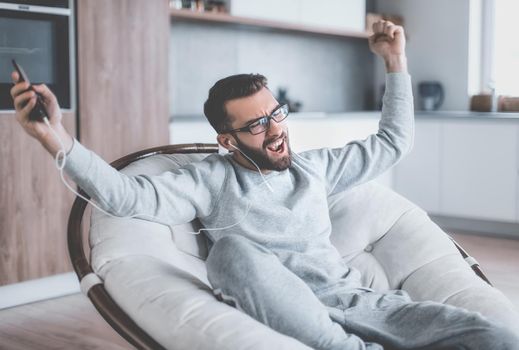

{"left": 206, "top": 235, "right": 519, "bottom": 350}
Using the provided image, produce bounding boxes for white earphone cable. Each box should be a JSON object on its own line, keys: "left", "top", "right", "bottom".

{"left": 228, "top": 143, "right": 275, "bottom": 193}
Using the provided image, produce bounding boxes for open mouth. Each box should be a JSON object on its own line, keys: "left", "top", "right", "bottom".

{"left": 266, "top": 137, "right": 286, "bottom": 155}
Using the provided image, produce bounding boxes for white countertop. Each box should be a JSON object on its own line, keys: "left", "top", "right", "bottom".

{"left": 171, "top": 110, "right": 519, "bottom": 122}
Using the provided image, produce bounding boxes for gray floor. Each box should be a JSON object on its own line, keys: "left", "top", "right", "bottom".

{"left": 450, "top": 231, "right": 519, "bottom": 309}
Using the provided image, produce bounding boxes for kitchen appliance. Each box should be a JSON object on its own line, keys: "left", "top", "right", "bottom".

{"left": 0, "top": 0, "right": 75, "bottom": 111}
{"left": 276, "top": 87, "right": 302, "bottom": 113}
{"left": 418, "top": 81, "right": 444, "bottom": 111}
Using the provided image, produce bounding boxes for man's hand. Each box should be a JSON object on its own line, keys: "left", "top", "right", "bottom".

{"left": 368, "top": 20, "right": 407, "bottom": 73}
{"left": 10, "top": 71, "right": 73, "bottom": 157}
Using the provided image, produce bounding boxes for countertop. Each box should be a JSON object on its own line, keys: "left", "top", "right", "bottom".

{"left": 415, "top": 110, "right": 519, "bottom": 120}
{"left": 170, "top": 110, "right": 519, "bottom": 122}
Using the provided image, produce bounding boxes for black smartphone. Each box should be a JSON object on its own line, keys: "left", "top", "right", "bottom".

{"left": 11, "top": 59, "right": 49, "bottom": 122}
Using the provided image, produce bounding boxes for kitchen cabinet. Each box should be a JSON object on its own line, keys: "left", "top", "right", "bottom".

{"left": 230, "top": 0, "right": 366, "bottom": 32}
{"left": 288, "top": 114, "right": 379, "bottom": 151}
{"left": 0, "top": 113, "right": 76, "bottom": 285}
{"left": 170, "top": 6, "right": 369, "bottom": 39}
{"left": 299, "top": 0, "right": 366, "bottom": 31}
{"left": 392, "top": 116, "right": 519, "bottom": 223}
{"left": 440, "top": 120, "right": 518, "bottom": 222}
{"left": 393, "top": 120, "right": 442, "bottom": 214}
{"left": 170, "top": 118, "right": 217, "bottom": 144}
{"left": 230, "top": 0, "right": 300, "bottom": 24}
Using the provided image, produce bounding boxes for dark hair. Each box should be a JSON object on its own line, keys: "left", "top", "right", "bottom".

{"left": 204, "top": 73, "right": 268, "bottom": 133}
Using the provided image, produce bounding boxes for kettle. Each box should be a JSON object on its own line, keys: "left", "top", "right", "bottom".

{"left": 418, "top": 81, "right": 444, "bottom": 111}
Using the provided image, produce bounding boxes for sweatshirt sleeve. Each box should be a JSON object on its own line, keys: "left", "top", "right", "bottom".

{"left": 63, "top": 140, "right": 225, "bottom": 226}
{"left": 300, "top": 72, "right": 414, "bottom": 196}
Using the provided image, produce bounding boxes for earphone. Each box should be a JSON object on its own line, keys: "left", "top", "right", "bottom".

{"left": 226, "top": 139, "right": 310, "bottom": 190}
{"left": 227, "top": 141, "right": 275, "bottom": 193}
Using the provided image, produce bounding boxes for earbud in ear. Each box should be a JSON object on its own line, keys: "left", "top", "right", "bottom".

{"left": 227, "top": 140, "right": 236, "bottom": 148}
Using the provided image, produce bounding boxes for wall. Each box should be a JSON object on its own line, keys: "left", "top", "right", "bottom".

{"left": 375, "top": 0, "right": 472, "bottom": 111}
{"left": 78, "top": 0, "right": 170, "bottom": 162}
{"left": 169, "top": 21, "right": 376, "bottom": 118}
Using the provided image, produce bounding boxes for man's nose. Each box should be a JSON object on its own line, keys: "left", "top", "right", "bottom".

{"left": 267, "top": 117, "right": 284, "bottom": 137}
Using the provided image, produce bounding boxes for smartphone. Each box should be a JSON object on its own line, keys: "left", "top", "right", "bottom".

{"left": 11, "top": 59, "right": 49, "bottom": 122}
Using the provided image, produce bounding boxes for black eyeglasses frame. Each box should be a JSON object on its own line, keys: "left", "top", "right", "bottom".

{"left": 223, "top": 104, "right": 289, "bottom": 135}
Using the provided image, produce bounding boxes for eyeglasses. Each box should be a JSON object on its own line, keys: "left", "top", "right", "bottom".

{"left": 225, "top": 104, "right": 289, "bottom": 135}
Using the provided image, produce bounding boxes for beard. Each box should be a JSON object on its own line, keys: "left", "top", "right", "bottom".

{"left": 233, "top": 132, "right": 292, "bottom": 171}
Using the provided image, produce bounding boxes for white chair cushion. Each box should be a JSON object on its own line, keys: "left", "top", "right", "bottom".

{"left": 329, "top": 181, "right": 519, "bottom": 331}
{"left": 90, "top": 153, "right": 519, "bottom": 349}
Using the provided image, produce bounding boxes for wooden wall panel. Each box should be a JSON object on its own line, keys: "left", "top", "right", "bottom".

{"left": 1, "top": 0, "right": 169, "bottom": 286}
{"left": 0, "top": 112, "right": 76, "bottom": 285}
{"left": 77, "top": 0, "right": 170, "bottom": 162}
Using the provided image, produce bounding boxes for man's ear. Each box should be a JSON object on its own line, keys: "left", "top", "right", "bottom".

{"left": 217, "top": 134, "right": 233, "bottom": 151}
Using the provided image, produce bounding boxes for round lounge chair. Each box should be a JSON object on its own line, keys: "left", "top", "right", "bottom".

{"left": 68, "top": 143, "right": 519, "bottom": 350}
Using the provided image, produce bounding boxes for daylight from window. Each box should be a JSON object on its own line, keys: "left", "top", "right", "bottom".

{"left": 494, "top": 0, "right": 519, "bottom": 95}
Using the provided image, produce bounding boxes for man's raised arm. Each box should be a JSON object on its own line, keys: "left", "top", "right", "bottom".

{"left": 299, "top": 21, "right": 414, "bottom": 196}
{"left": 10, "top": 72, "right": 221, "bottom": 226}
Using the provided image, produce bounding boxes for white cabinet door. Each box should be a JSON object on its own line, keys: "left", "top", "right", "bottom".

{"left": 230, "top": 0, "right": 301, "bottom": 23}
{"left": 440, "top": 120, "right": 518, "bottom": 222}
{"left": 299, "top": 0, "right": 366, "bottom": 31}
{"left": 393, "top": 119, "right": 442, "bottom": 214}
{"left": 289, "top": 117, "right": 379, "bottom": 152}
{"left": 230, "top": 0, "right": 366, "bottom": 31}
{"left": 169, "top": 120, "right": 217, "bottom": 144}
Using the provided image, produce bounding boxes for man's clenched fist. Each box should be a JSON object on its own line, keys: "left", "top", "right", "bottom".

{"left": 368, "top": 20, "right": 407, "bottom": 73}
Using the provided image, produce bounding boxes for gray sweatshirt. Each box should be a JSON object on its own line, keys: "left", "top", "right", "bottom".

{"left": 64, "top": 73, "right": 414, "bottom": 294}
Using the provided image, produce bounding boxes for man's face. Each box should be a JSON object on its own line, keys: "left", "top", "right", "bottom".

{"left": 223, "top": 87, "right": 292, "bottom": 172}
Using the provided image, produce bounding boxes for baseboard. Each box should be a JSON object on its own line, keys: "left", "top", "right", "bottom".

{"left": 0, "top": 272, "right": 80, "bottom": 310}
{"left": 430, "top": 215, "right": 519, "bottom": 240}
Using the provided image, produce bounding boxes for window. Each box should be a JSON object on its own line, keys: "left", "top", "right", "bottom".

{"left": 478, "top": 0, "right": 519, "bottom": 96}
{"left": 493, "top": 0, "right": 519, "bottom": 95}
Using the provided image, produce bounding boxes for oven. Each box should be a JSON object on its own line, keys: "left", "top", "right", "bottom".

{"left": 0, "top": 0, "right": 75, "bottom": 110}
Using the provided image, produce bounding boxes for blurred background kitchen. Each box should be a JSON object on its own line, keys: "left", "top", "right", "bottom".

{"left": 1, "top": 0, "right": 518, "bottom": 348}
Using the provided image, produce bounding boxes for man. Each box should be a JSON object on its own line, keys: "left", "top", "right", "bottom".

{"left": 12, "top": 21, "right": 518, "bottom": 349}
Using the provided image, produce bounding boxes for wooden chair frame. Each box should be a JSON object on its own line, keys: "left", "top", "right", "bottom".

{"left": 67, "top": 143, "right": 491, "bottom": 350}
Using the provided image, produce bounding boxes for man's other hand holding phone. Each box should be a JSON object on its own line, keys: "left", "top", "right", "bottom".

{"left": 10, "top": 70, "right": 73, "bottom": 157}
